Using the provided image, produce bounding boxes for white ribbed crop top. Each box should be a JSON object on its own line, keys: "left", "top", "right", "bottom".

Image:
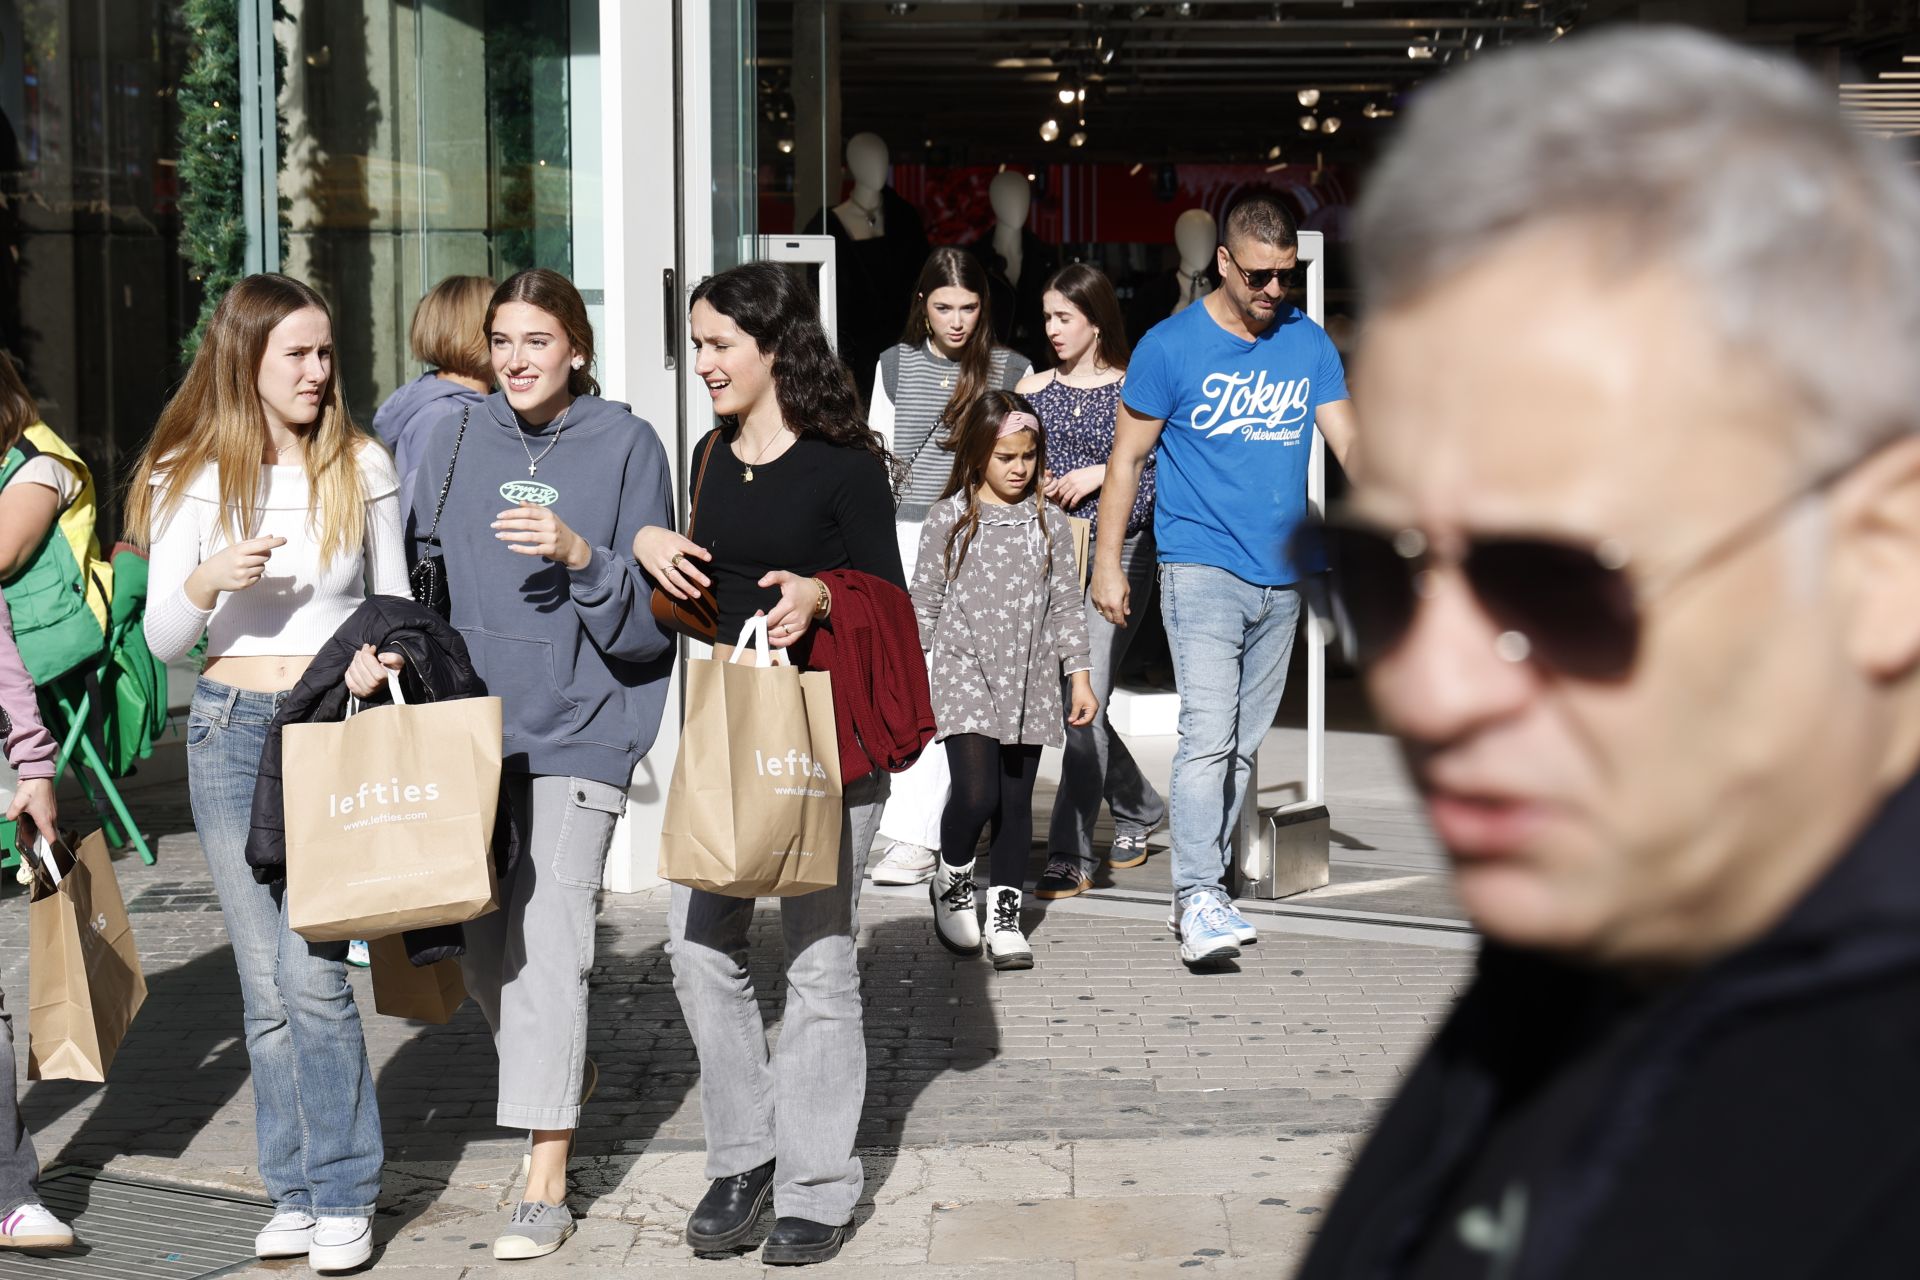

{"left": 143, "top": 444, "right": 410, "bottom": 662}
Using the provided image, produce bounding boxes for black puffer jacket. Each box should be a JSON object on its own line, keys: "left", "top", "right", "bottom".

{"left": 244, "top": 596, "right": 490, "bottom": 964}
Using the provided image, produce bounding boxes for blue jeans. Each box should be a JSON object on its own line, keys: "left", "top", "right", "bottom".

{"left": 1049, "top": 527, "right": 1167, "bottom": 871}
{"left": 187, "top": 679, "right": 383, "bottom": 1217}
{"left": 1159, "top": 565, "right": 1302, "bottom": 911}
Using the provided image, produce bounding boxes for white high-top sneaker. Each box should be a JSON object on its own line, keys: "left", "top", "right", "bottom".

{"left": 985, "top": 887, "right": 1034, "bottom": 971}
{"left": 931, "top": 858, "right": 982, "bottom": 955}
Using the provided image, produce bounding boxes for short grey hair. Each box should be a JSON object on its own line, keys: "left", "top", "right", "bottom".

{"left": 1356, "top": 26, "right": 1920, "bottom": 463}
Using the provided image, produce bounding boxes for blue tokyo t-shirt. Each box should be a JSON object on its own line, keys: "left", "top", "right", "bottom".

{"left": 1123, "top": 299, "right": 1349, "bottom": 586}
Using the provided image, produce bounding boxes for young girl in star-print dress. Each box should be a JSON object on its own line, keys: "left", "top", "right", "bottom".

{"left": 912, "top": 389, "right": 1097, "bottom": 971}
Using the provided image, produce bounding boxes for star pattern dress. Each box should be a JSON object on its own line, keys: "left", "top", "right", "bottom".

{"left": 910, "top": 492, "right": 1092, "bottom": 749}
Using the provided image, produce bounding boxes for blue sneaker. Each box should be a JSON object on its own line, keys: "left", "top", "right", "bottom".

{"left": 1217, "top": 899, "right": 1258, "bottom": 946}
{"left": 346, "top": 939, "right": 371, "bottom": 969}
{"left": 1170, "top": 894, "right": 1241, "bottom": 965}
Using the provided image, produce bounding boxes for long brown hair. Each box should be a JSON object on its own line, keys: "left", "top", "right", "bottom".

{"left": 902, "top": 247, "right": 997, "bottom": 425}
{"left": 690, "top": 262, "right": 888, "bottom": 461}
{"left": 485, "top": 268, "right": 601, "bottom": 397}
{"left": 0, "top": 351, "right": 40, "bottom": 457}
{"left": 126, "top": 274, "right": 369, "bottom": 566}
{"left": 938, "top": 389, "right": 1051, "bottom": 580}
{"left": 1044, "top": 263, "right": 1132, "bottom": 371}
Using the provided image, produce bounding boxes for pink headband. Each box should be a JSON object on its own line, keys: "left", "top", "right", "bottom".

{"left": 997, "top": 410, "right": 1041, "bottom": 440}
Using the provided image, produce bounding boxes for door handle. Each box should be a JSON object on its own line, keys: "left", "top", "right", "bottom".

{"left": 662, "top": 267, "right": 678, "bottom": 371}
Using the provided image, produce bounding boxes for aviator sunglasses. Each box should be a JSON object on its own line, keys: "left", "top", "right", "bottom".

{"left": 1292, "top": 453, "right": 1869, "bottom": 681}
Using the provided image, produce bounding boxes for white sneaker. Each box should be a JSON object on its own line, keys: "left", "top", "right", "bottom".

{"left": 256, "top": 1208, "right": 316, "bottom": 1259}
{"left": 309, "top": 1215, "right": 373, "bottom": 1273}
{"left": 0, "top": 1202, "right": 75, "bottom": 1250}
{"left": 985, "top": 887, "right": 1034, "bottom": 971}
{"left": 872, "top": 840, "right": 939, "bottom": 885}
{"left": 931, "top": 858, "right": 982, "bottom": 955}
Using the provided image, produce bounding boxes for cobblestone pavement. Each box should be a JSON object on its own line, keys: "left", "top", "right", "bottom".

{"left": 3, "top": 739, "right": 1473, "bottom": 1276}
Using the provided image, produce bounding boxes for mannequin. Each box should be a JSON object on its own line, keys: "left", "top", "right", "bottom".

{"left": 804, "top": 132, "right": 929, "bottom": 401}
{"left": 989, "top": 172, "right": 1030, "bottom": 288}
{"left": 832, "top": 132, "right": 892, "bottom": 242}
{"left": 967, "top": 170, "right": 1057, "bottom": 369}
{"left": 1124, "top": 207, "right": 1222, "bottom": 340}
{"left": 1170, "top": 208, "right": 1218, "bottom": 315}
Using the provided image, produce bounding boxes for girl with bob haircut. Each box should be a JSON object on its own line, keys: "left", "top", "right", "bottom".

{"left": 635, "top": 260, "right": 901, "bottom": 1267}
{"left": 128, "top": 272, "right": 410, "bottom": 1274}
{"left": 374, "top": 273, "right": 494, "bottom": 500}
{"left": 1015, "top": 262, "right": 1165, "bottom": 899}
{"left": 405, "top": 266, "right": 673, "bottom": 1263}
{"left": 914, "top": 389, "right": 1095, "bottom": 970}
{"left": 864, "top": 249, "right": 1034, "bottom": 889}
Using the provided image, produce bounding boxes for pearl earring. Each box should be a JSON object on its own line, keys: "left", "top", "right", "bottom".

{"left": 570, "top": 357, "right": 585, "bottom": 370}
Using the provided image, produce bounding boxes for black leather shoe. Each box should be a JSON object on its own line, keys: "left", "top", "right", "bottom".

{"left": 760, "top": 1216, "right": 849, "bottom": 1266}
{"left": 684, "top": 1160, "right": 775, "bottom": 1253}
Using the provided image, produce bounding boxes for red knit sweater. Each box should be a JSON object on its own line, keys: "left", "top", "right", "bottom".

{"left": 800, "top": 570, "right": 936, "bottom": 784}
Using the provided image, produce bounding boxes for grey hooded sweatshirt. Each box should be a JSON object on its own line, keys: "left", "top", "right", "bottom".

{"left": 405, "top": 391, "right": 673, "bottom": 787}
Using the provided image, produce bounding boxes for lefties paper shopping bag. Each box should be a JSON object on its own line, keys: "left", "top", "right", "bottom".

{"left": 367, "top": 933, "right": 467, "bottom": 1023}
{"left": 284, "top": 671, "right": 502, "bottom": 942}
{"left": 28, "top": 830, "right": 148, "bottom": 1082}
{"left": 660, "top": 617, "right": 843, "bottom": 897}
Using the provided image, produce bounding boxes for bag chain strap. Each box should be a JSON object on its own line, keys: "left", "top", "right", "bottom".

{"left": 422, "top": 406, "right": 472, "bottom": 546}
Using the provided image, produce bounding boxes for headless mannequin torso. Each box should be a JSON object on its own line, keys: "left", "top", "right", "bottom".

{"left": 832, "top": 133, "right": 890, "bottom": 242}
{"left": 989, "top": 172, "right": 1031, "bottom": 287}
{"left": 1172, "top": 208, "right": 1217, "bottom": 316}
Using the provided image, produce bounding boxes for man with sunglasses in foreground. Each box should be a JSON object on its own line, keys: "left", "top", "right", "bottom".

{"left": 1093, "top": 194, "right": 1357, "bottom": 966}
{"left": 1297, "top": 27, "right": 1920, "bottom": 1280}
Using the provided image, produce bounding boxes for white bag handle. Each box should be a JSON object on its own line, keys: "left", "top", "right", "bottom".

{"left": 726, "top": 616, "right": 791, "bottom": 668}
{"left": 347, "top": 666, "right": 408, "bottom": 717}
{"left": 33, "top": 833, "right": 61, "bottom": 887}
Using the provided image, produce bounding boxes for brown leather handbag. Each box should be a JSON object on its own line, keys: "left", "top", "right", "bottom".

{"left": 649, "top": 432, "right": 722, "bottom": 643}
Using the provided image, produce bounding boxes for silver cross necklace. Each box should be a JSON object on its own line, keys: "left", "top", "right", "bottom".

{"left": 518, "top": 401, "right": 573, "bottom": 477}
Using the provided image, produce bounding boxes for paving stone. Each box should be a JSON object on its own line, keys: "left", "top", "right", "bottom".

{"left": 930, "top": 1194, "right": 1230, "bottom": 1263}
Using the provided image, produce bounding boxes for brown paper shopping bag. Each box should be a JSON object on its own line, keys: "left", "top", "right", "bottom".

{"left": 661, "top": 617, "right": 843, "bottom": 897}
{"left": 1067, "top": 515, "right": 1093, "bottom": 590}
{"left": 284, "top": 671, "right": 503, "bottom": 942}
{"left": 27, "top": 830, "right": 149, "bottom": 1082}
{"left": 367, "top": 934, "right": 467, "bottom": 1023}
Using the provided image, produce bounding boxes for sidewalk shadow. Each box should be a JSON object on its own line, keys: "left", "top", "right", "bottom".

{"left": 24, "top": 946, "right": 254, "bottom": 1214}
{"left": 854, "top": 911, "right": 996, "bottom": 1219}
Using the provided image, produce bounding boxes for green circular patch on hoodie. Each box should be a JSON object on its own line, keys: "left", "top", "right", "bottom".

{"left": 499, "top": 480, "right": 560, "bottom": 507}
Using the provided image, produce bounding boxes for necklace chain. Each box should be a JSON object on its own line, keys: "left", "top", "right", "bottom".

{"left": 518, "top": 401, "right": 572, "bottom": 477}
{"left": 739, "top": 426, "right": 790, "bottom": 482}
{"left": 849, "top": 193, "right": 881, "bottom": 228}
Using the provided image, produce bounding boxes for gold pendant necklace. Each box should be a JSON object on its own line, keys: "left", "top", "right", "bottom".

{"left": 740, "top": 427, "right": 788, "bottom": 482}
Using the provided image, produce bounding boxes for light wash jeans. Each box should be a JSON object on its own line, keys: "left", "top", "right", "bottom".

{"left": 667, "top": 772, "right": 889, "bottom": 1225}
{"left": 1159, "top": 565, "right": 1302, "bottom": 911}
{"left": 460, "top": 773, "right": 626, "bottom": 1130}
{"left": 1049, "top": 527, "right": 1167, "bottom": 871}
{"left": 877, "top": 519, "right": 946, "bottom": 850}
{"left": 0, "top": 984, "right": 38, "bottom": 1214}
{"left": 187, "top": 679, "right": 383, "bottom": 1217}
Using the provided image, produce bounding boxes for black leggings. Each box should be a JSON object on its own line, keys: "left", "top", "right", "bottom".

{"left": 940, "top": 734, "right": 1044, "bottom": 890}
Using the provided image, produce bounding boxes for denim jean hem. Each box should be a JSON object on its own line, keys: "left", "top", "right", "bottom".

{"left": 498, "top": 1103, "right": 580, "bottom": 1131}
{"left": 310, "top": 1203, "right": 379, "bottom": 1219}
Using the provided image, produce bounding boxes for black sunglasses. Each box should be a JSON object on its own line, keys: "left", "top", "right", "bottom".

{"left": 1293, "top": 453, "right": 1868, "bottom": 681}
{"left": 1221, "top": 245, "right": 1302, "bottom": 292}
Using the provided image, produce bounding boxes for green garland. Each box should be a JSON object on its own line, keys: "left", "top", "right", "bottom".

{"left": 175, "top": 0, "right": 245, "bottom": 365}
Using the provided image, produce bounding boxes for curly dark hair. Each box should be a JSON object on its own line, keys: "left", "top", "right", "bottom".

{"left": 688, "top": 262, "right": 888, "bottom": 462}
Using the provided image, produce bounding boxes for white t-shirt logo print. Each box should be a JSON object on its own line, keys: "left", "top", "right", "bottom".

{"left": 1189, "top": 370, "right": 1314, "bottom": 441}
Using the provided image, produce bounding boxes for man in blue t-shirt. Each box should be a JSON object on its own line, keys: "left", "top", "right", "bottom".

{"left": 1093, "top": 194, "right": 1357, "bottom": 966}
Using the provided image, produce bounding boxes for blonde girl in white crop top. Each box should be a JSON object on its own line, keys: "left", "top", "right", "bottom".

{"left": 120, "top": 274, "right": 402, "bottom": 1258}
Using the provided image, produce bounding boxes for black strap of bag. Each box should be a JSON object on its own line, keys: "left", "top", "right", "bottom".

{"left": 408, "top": 406, "right": 470, "bottom": 619}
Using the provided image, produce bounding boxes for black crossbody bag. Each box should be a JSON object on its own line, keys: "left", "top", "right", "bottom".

{"left": 408, "top": 406, "right": 470, "bottom": 619}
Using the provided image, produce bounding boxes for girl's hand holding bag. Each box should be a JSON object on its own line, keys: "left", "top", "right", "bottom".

{"left": 648, "top": 433, "right": 722, "bottom": 644}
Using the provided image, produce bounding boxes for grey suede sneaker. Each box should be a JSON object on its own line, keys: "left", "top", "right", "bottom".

{"left": 492, "top": 1201, "right": 576, "bottom": 1260}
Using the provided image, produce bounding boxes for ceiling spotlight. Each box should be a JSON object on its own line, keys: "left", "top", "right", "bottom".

{"left": 776, "top": 138, "right": 794, "bottom": 154}
{"left": 1297, "top": 88, "right": 1320, "bottom": 108}
{"left": 1299, "top": 115, "right": 1319, "bottom": 132}
{"left": 1553, "top": 24, "right": 1568, "bottom": 38}
{"left": 1058, "top": 79, "right": 1079, "bottom": 105}
{"left": 1321, "top": 116, "right": 1342, "bottom": 134}
{"left": 1267, "top": 144, "right": 1283, "bottom": 160}
{"left": 1173, "top": 2, "right": 1194, "bottom": 16}
{"left": 1040, "top": 118, "right": 1062, "bottom": 142}
{"left": 1100, "top": 45, "right": 1118, "bottom": 65}
{"left": 1407, "top": 44, "right": 1435, "bottom": 60}
{"left": 1068, "top": 130, "right": 1088, "bottom": 148}
{"left": 1472, "top": 33, "right": 1486, "bottom": 51}
{"left": 886, "top": 1, "right": 914, "bottom": 13}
